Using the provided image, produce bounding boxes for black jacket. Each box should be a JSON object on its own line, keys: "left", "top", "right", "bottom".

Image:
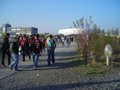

{"left": 12, "top": 42, "right": 19, "bottom": 54}
{"left": 2, "top": 42, "right": 10, "bottom": 52}
{"left": 30, "top": 39, "right": 42, "bottom": 54}
{"left": 30, "top": 41, "right": 36, "bottom": 53}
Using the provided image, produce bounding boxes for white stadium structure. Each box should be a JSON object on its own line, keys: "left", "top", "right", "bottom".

{"left": 58, "top": 28, "right": 83, "bottom": 35}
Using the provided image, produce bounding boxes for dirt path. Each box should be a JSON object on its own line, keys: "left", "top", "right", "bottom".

{"left": 0, "top": 42, "right": 120, "bottom": 90}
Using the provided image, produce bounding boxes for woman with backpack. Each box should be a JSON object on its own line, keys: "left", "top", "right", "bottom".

{"left": 46, "top": 34, "right": 56, "bottom": 66}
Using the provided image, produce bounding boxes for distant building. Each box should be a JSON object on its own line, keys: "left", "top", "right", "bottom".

{"left": 1, "top": 23, "right": 11, "bottom": 33}
{"left": 7, "top": 27, "right": 38, "bottom": 37}
{"left": 0, "top": 23, "right": 38, "bottom": 37}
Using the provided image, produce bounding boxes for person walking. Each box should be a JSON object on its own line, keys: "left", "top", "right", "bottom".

{"left": 46, "top": 34, "right": 56, "bottom": 66}
{"left": 30, "top": 35, "right": 42, "bottom": 69}
{"left": 20, "top": 36, "right": 25, "bottom": 61}
{"left": 41, "top": 38, "right": 46, "bottom": 53}
{"left": 21, "top": 36, "right": 29, "bottom": 61}
{"left": 1, "top": 33, "right": 11, "bottom": 67}
{"left": 9, "top": 37, "right": 20, "bottom": 71}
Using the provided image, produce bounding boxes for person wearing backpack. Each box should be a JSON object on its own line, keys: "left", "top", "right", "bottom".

{"left": 46, "top": 34, "right": 56, "bottom": 66}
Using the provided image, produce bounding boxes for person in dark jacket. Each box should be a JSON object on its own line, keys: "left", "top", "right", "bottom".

{"left": 1, "top": 33, "right": 11, "bottom": 67}
{"left": 30, "top": 35, "right": 42, "bottom": 69}
{"left": 9, "top": 37, "right": 20, "bottom": 71}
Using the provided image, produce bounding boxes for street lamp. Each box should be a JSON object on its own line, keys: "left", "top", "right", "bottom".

{"left": 104, "top": 44, "right": 112, "bottom": 66}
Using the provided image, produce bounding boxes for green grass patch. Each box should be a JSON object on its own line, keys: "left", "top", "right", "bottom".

{"left": 69, "top": 57, "right": 108, "bottom": 75}
{"left": 111, "top": 62, "right": 120, "bottom": 67}
{"left": 69, "top": 55, "right": 85, "bottom": 67}
{"left": 70, "top": 54, "right": 120, "bottom": 75}
{"left": 81, "top": 64, "right": 109, "bottom": 75}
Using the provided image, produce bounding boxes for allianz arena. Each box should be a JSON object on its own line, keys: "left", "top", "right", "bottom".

{"left": 58, "top": 28, "right": 83, "bottom": 35}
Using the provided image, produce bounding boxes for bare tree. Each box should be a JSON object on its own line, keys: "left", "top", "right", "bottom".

{"left": 73, "top": 16, "right": 96, "bottom": 64}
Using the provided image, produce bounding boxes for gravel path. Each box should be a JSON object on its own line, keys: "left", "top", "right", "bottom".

{"left": 0, "top": 42, "right": 120, "bottom": 90}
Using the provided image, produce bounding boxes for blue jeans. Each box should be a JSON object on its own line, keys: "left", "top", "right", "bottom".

{"left": 47, "top": 48, "right": 55, "bottom": 65}
{"left": 10, "top": 53, "right": 19, "bottom": 70}
{"left": 32, "top": 53, "right": 39, "bottom": 67}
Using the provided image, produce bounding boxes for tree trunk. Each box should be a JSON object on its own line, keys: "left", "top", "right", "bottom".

{"left": 83, "top": 48, "right": 88, "bottom": 65}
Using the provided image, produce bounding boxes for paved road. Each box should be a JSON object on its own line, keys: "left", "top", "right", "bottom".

{"left": 0, "top": 42, "right": 120, "bottom": 90}
{"left": 0, "top": 42, "right": 76, "bottom": 79}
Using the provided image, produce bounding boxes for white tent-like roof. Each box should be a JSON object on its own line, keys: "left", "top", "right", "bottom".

{"left": 58, "top": 28, "right": 83, "bottom": 35}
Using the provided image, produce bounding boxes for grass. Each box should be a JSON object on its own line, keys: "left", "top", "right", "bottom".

{"left": 69, "top": 55, "right": 112, "bottom": 75}
{"left": 111, "top": 62, "right": 120, "bottom": 67}
{"left": 70, "top": 54, "right": 120, "bottom": 75}
{"left": 80, "top": 64, "right": 108, "bottom": 75}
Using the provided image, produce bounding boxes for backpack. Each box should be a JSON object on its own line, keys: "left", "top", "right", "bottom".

{"left": 47, "top": 39, "right": 55, "bottom": 48}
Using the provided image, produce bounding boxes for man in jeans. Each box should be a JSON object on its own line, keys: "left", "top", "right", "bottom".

{"left": 46, "top": 34, "right": 56, "bottom": 65}
{"left": 9, "top": 37, "right": 19, "bottom": 71}
{"left": 30, "top": 35, "right": 42, "bottom": 69}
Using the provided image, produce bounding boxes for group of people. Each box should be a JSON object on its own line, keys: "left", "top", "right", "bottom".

{"left": 1, "top": 33, "right": 56, "bottom": 71}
